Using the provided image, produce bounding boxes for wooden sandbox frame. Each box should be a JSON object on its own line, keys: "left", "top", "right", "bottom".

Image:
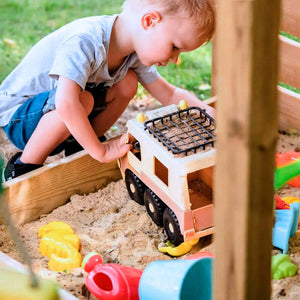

{"left": 1, "top": 149, "right": 122, "bottom": 225}
{"left": 1, "top": 0, "right": 299, "bottom": 299}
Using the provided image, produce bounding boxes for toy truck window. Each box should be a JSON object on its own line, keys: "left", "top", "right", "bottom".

{"left": 187, "top": 169, "right": 213, "bottom": 210}
{"left": 130, "top": 136, "right": 141, "bottom": 161}
{"left": 154, "top": 157, "right": 168, "bottom": 186}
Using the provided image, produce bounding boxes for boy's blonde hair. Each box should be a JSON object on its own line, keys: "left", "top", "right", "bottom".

{"left": 122, "top": 0, "right": 216, "bottom": 44}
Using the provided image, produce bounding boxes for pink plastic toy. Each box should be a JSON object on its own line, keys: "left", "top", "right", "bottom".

{"left": 82, "top": 252, "right": 142, "bottom": 300}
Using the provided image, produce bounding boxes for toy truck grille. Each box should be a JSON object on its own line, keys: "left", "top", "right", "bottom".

{"left": 144, "top": 107, "right": 216, "bottom": 156}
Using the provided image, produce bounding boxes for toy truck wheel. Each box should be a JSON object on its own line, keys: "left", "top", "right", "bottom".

{"left": 144, "top": 189, "right": 165, "bottom": 226}
{"left": 163, "top": 208, "right": 184, "bottom": 246}
{"left": 125, "top": 169, "right": 145, "bottom": 205}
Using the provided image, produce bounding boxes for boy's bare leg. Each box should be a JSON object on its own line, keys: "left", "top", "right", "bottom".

{"left": 20, "top": 69, "right": 137, "bottom": 165}
{"left": 91, "top": 69, "right": 138, "bottom": 137}
{"left": 20, "top": 91, "right": 94, "bottom": 164}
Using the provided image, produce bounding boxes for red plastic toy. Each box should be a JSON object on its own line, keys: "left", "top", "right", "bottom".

{"left": 274, "top": 195, "right": 290, "bottom": 210}
{"left": 82, "top": 252, "right": 142, "bottom": 300}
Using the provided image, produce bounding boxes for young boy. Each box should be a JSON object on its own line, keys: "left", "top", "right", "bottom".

{"left": 0, "top": 0, "right": 216, "bottom": 181}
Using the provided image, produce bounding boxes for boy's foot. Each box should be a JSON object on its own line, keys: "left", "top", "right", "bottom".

{"left": 2, "top": 152, "right": 43, "bottom": 182}
{"left": 64, "top": 136, "right": 107, "bottom": 157}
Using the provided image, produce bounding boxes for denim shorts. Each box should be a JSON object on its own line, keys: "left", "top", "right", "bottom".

{"left": 2, "top": 85, "right": 107, "bottom": 155}
{"left": 2, "top": 89, "right": 56, "bottom": 152}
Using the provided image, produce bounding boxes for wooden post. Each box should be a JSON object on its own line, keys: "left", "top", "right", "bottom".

{"left": 214, "top": 0, "right": 280, "bottom": 299}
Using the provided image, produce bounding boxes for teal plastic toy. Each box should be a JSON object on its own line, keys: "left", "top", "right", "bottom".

{"left": 272, "top": 157, "right": 300, "bottom": 253}
{"left": 0, "top": 159, "right": 2, "bottom": 193}
{"left": 272, "top": 202, "right": 299, "bottom": 254}
{"left": 272, "top": 254, "right": 297, "bottom": 280}
{"left": 139, "top": 257, "right": 213, "bottom": 300}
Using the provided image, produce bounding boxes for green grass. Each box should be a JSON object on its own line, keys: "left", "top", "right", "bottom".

{"left": 2, "top": 1, "right": 299, "bottom": 101}
{"left": 279, "top": 82, "right": 300, "bottom": 94}
{"left": 0, "top": 0, "right": 213, "bottom": 100}
{"left": 0, "top": 0, "right": 124, "bottom": 82}
{"left": 280, "top": 31, "right": 300, "bottom": 43}
{"left": 279, "top": 32, "right": 300, "bottom": 94}
{"left": 157, "top": 43, "right": 213, "bottom": 100}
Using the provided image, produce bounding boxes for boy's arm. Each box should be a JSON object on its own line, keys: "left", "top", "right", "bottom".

{"left": 142, "top": 76, "right": 216, "bottom": 118}
{"left": 55, "top": 77, "right": 130, "bottom": 162}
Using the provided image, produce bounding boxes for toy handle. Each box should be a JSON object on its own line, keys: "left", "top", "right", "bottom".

{"left": 86, "top": 265, "right": 122, "bottom": 300}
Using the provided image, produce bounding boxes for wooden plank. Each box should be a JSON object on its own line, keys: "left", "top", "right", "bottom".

{"left": 0, "top": 252, "right": 78, "bottom": 300}
{"left": 211, "top": 38, "right": 218, "bottom": 96}
{"left": 203, "top": 95, "right": 217, "bottom": 108}
{"left": 278, "top": 85, "right": 300, "bottom": 130}
{"left": 214, "top": 0, "right": 280, "bottom": 299}
{"left": 1, "top": 151, "right": 122, "bottom": 225}
{"left": 280, "top": 0, "right": 300, "bottom": 38}
{"left": 279, "top": 35, "right": 300, "bottom": 90}
{"left": 203, "top": 87, "right": 300, "bottom": 131}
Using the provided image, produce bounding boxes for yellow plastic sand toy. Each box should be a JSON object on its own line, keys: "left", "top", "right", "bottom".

{"left": 159, "top": 238, "right": 199, "bottom": 257}
{"left": 283, "top": 197, "right": 300, "bottom": 224}
{"left": 283, "top": 196, "right": 300, "bottom": 206}
{"left": 38, "top": 221, "right": 82, "bottom": 272}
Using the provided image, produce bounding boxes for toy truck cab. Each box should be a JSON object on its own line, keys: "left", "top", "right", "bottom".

{"left": 118, "top": 104, "right": 216, "bottom": 245}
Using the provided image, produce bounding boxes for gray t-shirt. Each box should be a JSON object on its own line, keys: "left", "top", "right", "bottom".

{"left": 0, "top": 14, "right": 159, "bottom": 126}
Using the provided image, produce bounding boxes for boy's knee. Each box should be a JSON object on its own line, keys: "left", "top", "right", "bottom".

{"left": 117, "top": 70, "right": 138, "bottom": 101}
{"left": 80, "top": 90, "right": 94, "bottom": 115}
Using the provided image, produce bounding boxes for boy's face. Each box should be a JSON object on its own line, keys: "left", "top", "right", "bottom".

{"left": 135, "top": 12, "right": 204, "bottom": 67}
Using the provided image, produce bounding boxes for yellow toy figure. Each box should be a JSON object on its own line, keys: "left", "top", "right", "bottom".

{"left": 38, "top": 221, "right": 82, "bottom": 272}
{"left": 0, "top": 160, "right": 59, "bottom": 299}
{"left": 159, "top": 238, "right": 199, "bottom": 257}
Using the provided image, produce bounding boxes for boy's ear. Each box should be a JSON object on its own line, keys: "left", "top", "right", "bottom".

{"left": 141, "top": 11, "right": 161, "bottom": 29}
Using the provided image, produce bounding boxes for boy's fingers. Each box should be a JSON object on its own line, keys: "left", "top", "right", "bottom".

{"left": 123, "top": 141, "right": 132, "bottom": 151}
{"left": 119, "top": 143, "right": 131, "bottom": 157}
{"left": 120, "top": 133, "right": 130, "bottom": 145}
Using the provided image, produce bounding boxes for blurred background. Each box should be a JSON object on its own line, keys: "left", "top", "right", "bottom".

{"left": 0, "top": 0, "right": 213, "bottom": 100}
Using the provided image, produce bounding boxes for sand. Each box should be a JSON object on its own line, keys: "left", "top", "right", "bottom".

{"left": 0, "top": 99, "right": 299, "bottom": 299}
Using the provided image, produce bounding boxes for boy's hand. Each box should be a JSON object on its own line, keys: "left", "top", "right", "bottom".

{"left": 142, "top": 77, "right": 216, "bottom": 119}
{"left": 201, "top": 103, "right": 216, "bottom": 119}
{"left": 98, "top": 133, "right": 132, "bottom": 163}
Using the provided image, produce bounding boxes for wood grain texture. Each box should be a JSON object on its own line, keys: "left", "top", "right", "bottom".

{"left": 1, "top": 151, "right": 122, "bottom": 225}
{"left": 214, "top": 0, "right": 280, "bottom": 299}
{"left": 279, "top": 35, "right": 300, "bottom": 90}
{"left": 280, "top": 0, "right": 300, "bottom": 38}
{"left": 278, "top": 86, "right": 300, "bottom": 130}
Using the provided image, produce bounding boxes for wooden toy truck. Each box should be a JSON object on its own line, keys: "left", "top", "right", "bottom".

{"left": 118, "top": 104, "right": 216, "bottom": 245}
